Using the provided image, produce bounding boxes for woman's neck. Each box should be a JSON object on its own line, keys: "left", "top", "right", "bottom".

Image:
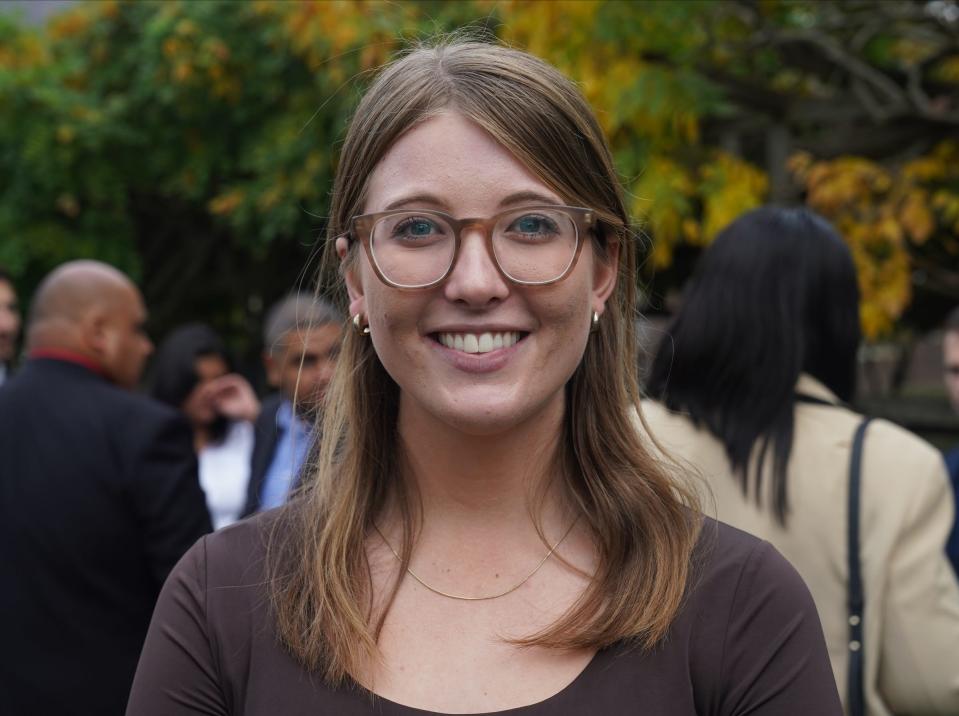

{"left": 393, "top": 393, "right": 569, "bottom": 536}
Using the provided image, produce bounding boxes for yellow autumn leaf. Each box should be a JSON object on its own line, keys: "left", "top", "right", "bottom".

{"left": 860, "top": 302, "right": 890, "bottom": 340}
{"left": 48, "top": 10, "right": 91, "bottom": 41}
{"left": 899, "top": 190, "right": 935, "bottom": 244}
{"left": 786, "top": 151, "right": 813, "bottom": 180}
{"left": 699, "top": 153, "right": 767, "bottom": 241}
{"left": 902, "top": 155, "right": 946, "bottom": 182}
{"left": 650, "top": 235, "right": 674, "bottom": 270}
{"left": 209, "top": 191, "right": 245, "bottom": 216}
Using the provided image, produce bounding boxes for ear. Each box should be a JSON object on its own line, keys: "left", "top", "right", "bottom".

{"left": 336, "top": 235, "right": 365, "bottom": 320}
{"left": 82, "top": 311, "right": 110, "bottom": 357}
{"left": 591, "top": 240, "right": 620, "bottom": 316}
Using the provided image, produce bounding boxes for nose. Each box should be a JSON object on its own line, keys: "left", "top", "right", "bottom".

{"left": 442, "top": 228, "right": 509, "bottom": 307}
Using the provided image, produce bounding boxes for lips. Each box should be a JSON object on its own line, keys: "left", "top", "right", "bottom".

{"left": 435, "top": 331, "right": 523, "bottom": 354}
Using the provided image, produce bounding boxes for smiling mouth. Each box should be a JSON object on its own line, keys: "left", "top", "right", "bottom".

{"left": 432, "top": 331, "right": 526, "bottom": 354}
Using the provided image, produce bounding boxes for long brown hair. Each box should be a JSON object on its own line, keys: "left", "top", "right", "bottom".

{"left": 268, "top": 39, "right": 701, "bottom": 684}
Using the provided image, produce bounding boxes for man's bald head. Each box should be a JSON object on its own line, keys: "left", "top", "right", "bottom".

{"left": 28, "top": 260, "right": 154, "bottom": 389}
{"left": 30, "top": 261, "right": 134, "bottom": 327}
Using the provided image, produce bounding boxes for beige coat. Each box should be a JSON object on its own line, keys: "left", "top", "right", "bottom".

{"left": 642, "top": 374, "right": 959, "bottom": 715}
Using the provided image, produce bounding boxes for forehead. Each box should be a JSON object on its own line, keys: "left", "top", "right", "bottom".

{"left": 101, "top": 285, "right": 147, "bottom": 330}
{"left": 195, "top": 353, "right": 229, "bottom": 377}
{"left": 281, "top": 323, "right": 341, "bottom": 355}
{"left": 364, "top": 112, "right": 563, "bottom": 215}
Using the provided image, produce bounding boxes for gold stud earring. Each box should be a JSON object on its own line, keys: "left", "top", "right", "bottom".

{"left": 353, "top": 313, "right": 370, "bottom": 336}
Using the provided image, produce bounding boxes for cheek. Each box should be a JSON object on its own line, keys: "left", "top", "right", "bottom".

{"left": 282, "top": 367, "right": 301, "bottom": 389}
{"left": 544, "top": 282, "right": 592, "bottom": 334}
{"left": 532, "top": 287, "right": 593, "bottom": 374}
{"left": 366, "top": 289, "right": 423, "bottom": 356}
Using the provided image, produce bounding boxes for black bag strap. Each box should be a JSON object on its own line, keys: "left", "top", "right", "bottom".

{"left": 847, "top": 417, "right": 872, "bottom": 716}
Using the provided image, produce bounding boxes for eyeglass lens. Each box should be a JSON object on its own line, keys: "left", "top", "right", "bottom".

{"left": 369, "top": 208, "right": 579, "bottom": 287}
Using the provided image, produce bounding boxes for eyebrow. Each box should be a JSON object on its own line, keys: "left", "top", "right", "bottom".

{"left": 384, "top": 194, "right": 446, "bottom": 211}
{"left": 382, "top": 190, "right": 563, "bottom": 213}
{"left": 497, "top": 190, "right": 563, "bottom": 208}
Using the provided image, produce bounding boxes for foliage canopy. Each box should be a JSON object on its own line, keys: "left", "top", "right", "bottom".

{"left": 1, "top": 0, "right": 957, "bottom": 354}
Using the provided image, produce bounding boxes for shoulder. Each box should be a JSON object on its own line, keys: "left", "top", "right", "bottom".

{"left": 798, "top": 402, "right": 940, "bottom": 460}
{"left": 1, "top": 360, "right": 183, "bottom": 430}
{"left": 683, "top": 519, "right": 822, "bottom": 654}
{"left": 689, "top": 518, "right": 808, "bottom": 602}
{"left": 681, "top": 519, "right": 837, "bottom": 708}
{"left": 191, "top": 509, "right": 280, "bottom": 588}
{"left": 860, "top": 415, "right": 942, "bottom": 459}
{"left": 260, "top": 393, "right": 285, "bottom": 419}
{"left": 856, "top": 417, "right": 949, "bottom": 499}
{"left": 793, "top": 404, "right": 945, "bottom": 489}
{"left": 639, "top": 398, "right": 689, "bottom": 428}
{"left": 102, "top": 390, "right": 195, "bottom": 458}
{"left": 117, "top": 389, "right": 182, "bottom": 426}
{"left": 638, "top": 399, "right": 712, "bottom": 447}
{"left": 253, "top": 393, "right": 285, "bottom": 433}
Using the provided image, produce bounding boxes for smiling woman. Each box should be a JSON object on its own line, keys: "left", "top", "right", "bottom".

{"left": 126, "top": 41, "right": 842, "bottom": 716}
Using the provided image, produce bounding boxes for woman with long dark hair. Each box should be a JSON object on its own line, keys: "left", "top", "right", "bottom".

{"left": 150, "top": 323, "right": 260, "bottom": 529}
{"left": 645, "top": 206, "right": 959, "bottom": 715}
{"left": 127, "top": 43, "right": 840, "bottom": 715}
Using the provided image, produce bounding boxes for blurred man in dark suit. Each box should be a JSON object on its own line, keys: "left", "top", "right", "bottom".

{"left": 242, "top": 294, "right": 341, "bottom": 515}
{"left": 0, "top": 266, "right": 20, "bottom": 385}
{"left": 0, "top": 260, "right": 211, "bottom": 715}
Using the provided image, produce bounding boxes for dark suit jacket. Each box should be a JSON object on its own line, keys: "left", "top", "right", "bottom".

{"left": 0, "top": 358, "right": 211, "bottom": 716}
{"left": 241, "top": 392, "right": 285, "bottom": 517}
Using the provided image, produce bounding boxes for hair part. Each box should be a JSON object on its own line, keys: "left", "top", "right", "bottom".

{"left": 646, "top": 206, "right": 861, "bottom": 524}
{"left": 268, "top": 39, "right": 701, "bottom": 683}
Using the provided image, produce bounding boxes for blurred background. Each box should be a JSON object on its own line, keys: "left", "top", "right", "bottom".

{"left": 1, "top": 0, "right": 957, "bottom": 444}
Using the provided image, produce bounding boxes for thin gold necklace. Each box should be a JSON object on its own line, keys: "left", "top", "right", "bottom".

{"left": 374, "top": 518, "right": 579, "bottom": 602}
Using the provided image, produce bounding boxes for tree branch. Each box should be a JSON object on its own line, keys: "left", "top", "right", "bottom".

{"left": 906, "top": 59, "right": 959, "bottom": 124}
{"left": 768, "top": 28, "right": 909, "bottom": 108}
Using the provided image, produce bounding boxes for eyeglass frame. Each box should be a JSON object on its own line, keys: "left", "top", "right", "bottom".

{"left": 347, "top": 205, "right": 597, "bottom": 290}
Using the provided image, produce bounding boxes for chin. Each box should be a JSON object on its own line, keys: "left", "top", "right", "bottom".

{"left": 414, "top": 390, "right": 564, "bottom": 439}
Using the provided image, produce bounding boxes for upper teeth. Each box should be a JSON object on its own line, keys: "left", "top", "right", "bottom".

{"left": 438, "top": 331, "right": 521, "bottom": 354}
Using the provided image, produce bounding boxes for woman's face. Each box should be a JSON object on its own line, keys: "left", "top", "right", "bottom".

{"left": 181, "top": 353, "right": 230, "bottom": 428}
{"left": 340, "top": 112, "right": 617, "bottom": 436}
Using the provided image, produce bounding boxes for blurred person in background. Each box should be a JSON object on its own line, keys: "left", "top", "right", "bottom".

{"left": 151, "top": 323, "right": 261, "bottom": 530}
{"left": 242, "top": 293, "right": 342, "bottom": 515}
{"left": 943, "top": 306, "right": 959, "bottom": 571}
{"left": 0, "top": 260, "right": 211, "bottom": 716}
{"left": 644, "top": 207, "right": 959, "bottom": 715}
{"left": 0, "top": 266, "right": 21, "bottom": 384}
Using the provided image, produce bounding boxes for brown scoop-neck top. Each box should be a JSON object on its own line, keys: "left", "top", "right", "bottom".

{"left": 126, "top": 514, "right": 841, "bottom": 715}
